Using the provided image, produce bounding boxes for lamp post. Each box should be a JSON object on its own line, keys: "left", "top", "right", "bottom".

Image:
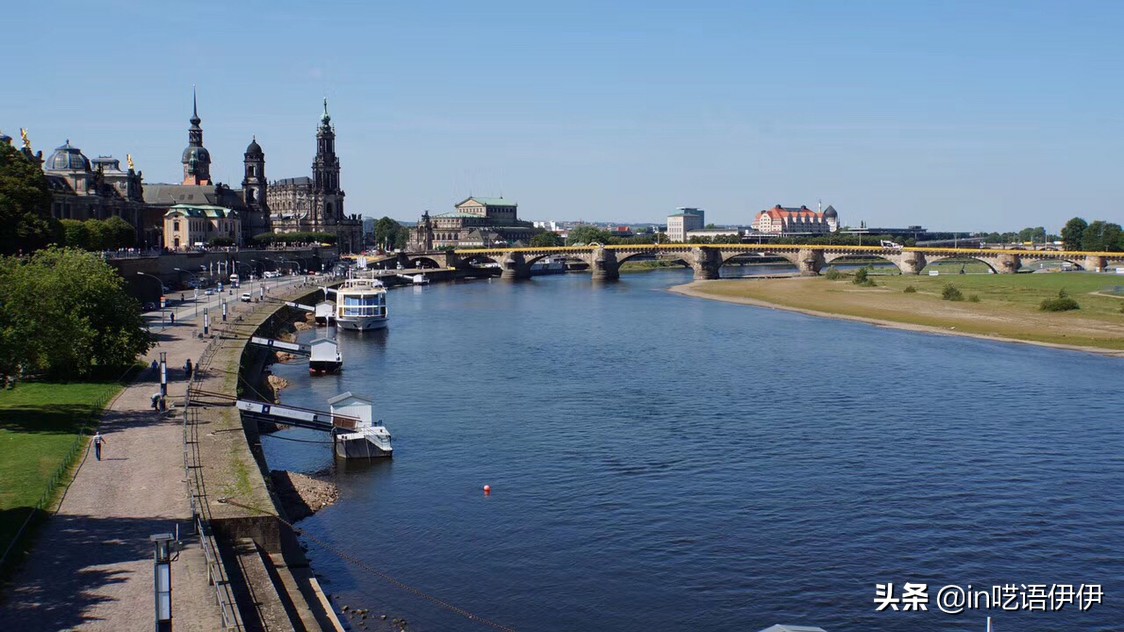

{"left": 136, "top": 272, "right": 165, "bottom": 329}
{"left": 235, "top": 262, "right": 252, "bottom": 297}
{"left": 150, "top": 532, "right": 174, "bottom": 632}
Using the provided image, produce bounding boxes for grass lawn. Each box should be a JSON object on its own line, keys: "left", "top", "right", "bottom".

{"left": 0, "top": 382, "right": 122, "bottom": 575}
{"left": 692, "top": 272, "right": 1124, "bottom": 351}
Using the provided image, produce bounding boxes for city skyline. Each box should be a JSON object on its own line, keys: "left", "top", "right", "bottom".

{"left": 5, "top": 1, "right": 1124, "bottom": 232}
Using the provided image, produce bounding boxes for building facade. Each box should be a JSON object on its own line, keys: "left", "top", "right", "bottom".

{"left": 267, "top": 100, "right": 362, "bottom": 252}
{"left": 144, "top": 94, "right": 268, "bottom": 246}
{"left": 34, "top": 137, "right": 149, "bottom": 245}
{"left": 667, "top": 207, "right": 705, "bottom": 242}
{"left": 162, "top": 204, "right": 241, "bottom": 250}
{"left": 752, "top": 204, "right": 839, "bottom": 234}
{"left": 411, "top": 197, "right": 537, "bottom": 249}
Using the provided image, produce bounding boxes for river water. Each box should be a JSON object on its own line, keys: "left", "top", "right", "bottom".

{"left": 263, "top": 268, "right": 1123, "bottom": 632}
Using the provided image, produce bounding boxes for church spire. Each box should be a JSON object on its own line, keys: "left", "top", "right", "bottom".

{"left": 182, "top": 86, "right": 211, "bottom": 185}
{"left": 190, "top": 86, "right": 201, "bottom": 129}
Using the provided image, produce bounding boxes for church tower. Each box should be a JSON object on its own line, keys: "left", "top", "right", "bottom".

{"left": 242, "top": 136, "right": 269, "bottom": 238}
{"left": 311, "top": 98, "right": 344, "bottom": 230}
{"left": 181, "top": 88, "right": 212, "bottom": 185}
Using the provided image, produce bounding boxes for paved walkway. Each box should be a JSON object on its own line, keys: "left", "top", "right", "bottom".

{"left": 0, "top": 277, "right": 312, "bottom": 631}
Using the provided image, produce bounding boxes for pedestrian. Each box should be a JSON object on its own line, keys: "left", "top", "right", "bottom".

{"left": 151, "top": 392, "right": 161, "bottom": 410}
{"left": 151, "top": 359, "right": 158, "bottom": 372}
{"left": 184, "top": 358, "right": 193, "bottom": 379}
{"left": 93, "top": 431, "right": 106, "bottom": 461}
{"left": 170, "top": 312, "right": 175, "bottom": 325}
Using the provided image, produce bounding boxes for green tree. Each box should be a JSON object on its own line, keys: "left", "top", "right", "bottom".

{"left": 103, "top": 216, "right": 136, "bottom": 249}
{"left": 0, "top": 142, "right": 59, "bottom": 255}
{"left": 372, "top": 217, "right": 402, "bottom": 250}
{"left": 530, "top": 231, "right": 564, "bottom": 247}
{"left": 0, "top": 248, "right": 153, "bottom": 381}
{"left": 60, "top": 219, "right": 90, "bottom": 249}
{"left": 1061, "top": 217, "right": 1087, "bottom": 251}
{"left": 566, "top": 225, "right": 614, "bottom": 246}
{"left": 1080, "top": 221, "right": 1123, "bottom": 252}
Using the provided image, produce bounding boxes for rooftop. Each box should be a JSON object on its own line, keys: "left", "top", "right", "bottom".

{"left": 458, "top": 196, "right": 517, "bottom": 207}
{"left": 164, "top": 203, "right": 238, "bottom": 219}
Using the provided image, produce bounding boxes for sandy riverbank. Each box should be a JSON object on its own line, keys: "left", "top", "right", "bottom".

{"left": 670, "top": 279, "right": 1124, "bottom": 358}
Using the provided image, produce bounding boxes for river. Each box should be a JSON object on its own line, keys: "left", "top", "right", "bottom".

{"left": 263, "top": 268, "right": 1123, "bottom": 632}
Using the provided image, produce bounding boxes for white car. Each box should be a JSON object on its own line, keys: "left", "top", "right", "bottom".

{"left": 240, "top": 293, "right": 252, "bottom": 303}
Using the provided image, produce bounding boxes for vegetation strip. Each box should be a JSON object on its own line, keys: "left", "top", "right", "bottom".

{"left": 0, "top": 381, "right": 124, "bottom": 579}
{"left": 673, "top": 272, "right": 1124, "bottom": 355}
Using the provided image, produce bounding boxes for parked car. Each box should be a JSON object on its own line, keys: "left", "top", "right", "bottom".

{"left": 143, "top": 302, "right": 157, "bottom": 311}
{"left": 241, "top": 293, "right": 252, "bottom": 303}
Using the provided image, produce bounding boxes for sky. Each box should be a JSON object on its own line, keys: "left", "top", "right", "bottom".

{"left": 4, "top": 0, "right": 1124, "bottom": 232}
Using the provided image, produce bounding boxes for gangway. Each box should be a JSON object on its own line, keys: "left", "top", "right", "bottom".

{"left": 248, "top": 336, "right": 343, "bottom": 374}
{"left": 235, "top": 399, "right": 361, "bottom": 432}
{"left": 249, "top": 336, "right": 310, "bottom": 355}
{"left": 283, "top": 301, "right": 316, "bottom": 313}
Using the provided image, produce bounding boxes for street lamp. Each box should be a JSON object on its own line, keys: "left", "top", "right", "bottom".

{"left": 136, "top": 272, "right": 166, "bottom": 328}
{"left": 173, "top": 267, "right": 202, "bottom": 316}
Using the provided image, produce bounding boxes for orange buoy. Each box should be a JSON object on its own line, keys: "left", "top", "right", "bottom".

{"left": 483, "top": 484, "right": 491, "bottom": 495}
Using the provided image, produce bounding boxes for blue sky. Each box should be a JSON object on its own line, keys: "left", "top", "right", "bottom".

{"left": 4, "top": 0, "right": 1123, "bottom": 231}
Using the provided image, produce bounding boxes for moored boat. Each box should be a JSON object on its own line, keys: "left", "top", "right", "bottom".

{"left": 328, "top": 278, "right": 387, "bottom": 331}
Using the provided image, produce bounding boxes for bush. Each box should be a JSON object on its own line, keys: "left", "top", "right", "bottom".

{"left": 1040, "top": 289, "right": 1079, "bottom": 312}
{"left": 852, "top": 267, "right": 876, "bottom": 287}
{"left": 903, "top": 285, "right": 917, "bottom": 293}
{"left": 942, "top": 284, "right": 964, "bottom": 301}
{"left": 968, "top": 294, "right": 980, "bottom": 303}
{"left": 824, "top": 267, "right": 844, "bottom": 280}
{"left": 1119, "top": 303, "right": 1124, "bottom": 314}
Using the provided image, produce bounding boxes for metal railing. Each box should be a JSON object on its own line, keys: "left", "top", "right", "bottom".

{"left": 183, "top": 335, "right": 243, "bottom": 630}
{"left": 179, "top": 281, "right": 316, "bottom": 629}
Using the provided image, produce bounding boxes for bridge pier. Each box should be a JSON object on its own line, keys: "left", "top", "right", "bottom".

{"left": 500, "top": 252, "right": 532, "bottom": 281}
{"left": 996, "top": 253, "right": 1021, "bottom": 274}
{"left": 590, "top": 247, "right": 620, "bottom": 282}
{"left": 689, "top": 247, "right": 721, "bottom": 280}
{"left": 798, "top": 248, "right": 824, "bottom": 276}
{"left": 898, "top": 252, "right": 927, "bottom": 275}
{"left": 1084, "top": 255, "right": 1108, "bottom": 272}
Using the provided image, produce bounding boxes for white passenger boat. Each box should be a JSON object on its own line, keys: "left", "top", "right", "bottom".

{"left": 327, "top": 278, "right": 387, "bottom": 331}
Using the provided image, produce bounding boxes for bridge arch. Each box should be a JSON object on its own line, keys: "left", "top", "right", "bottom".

{"left": 719, "top": 248, "right": 800, "bottom": 267}
{"left": 1017, "top": 256, "right": 1085, "bottom": 272}
{"left": 822, "top": 253, "right": 903, "bottom": 275}
{"left": 921, "top": 256, "right": 999, "bottom": 274}
{"left": 406, "top": 256, "right": 444, "bottom": 269}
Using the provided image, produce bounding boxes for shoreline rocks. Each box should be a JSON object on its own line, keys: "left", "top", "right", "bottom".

{"left": 270, "top": 470, "right": 340, "bottom": 522}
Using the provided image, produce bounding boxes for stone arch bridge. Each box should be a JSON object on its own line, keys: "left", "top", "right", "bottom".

{"left": 393, "top": 244, "right": 1117, "bottom": 281}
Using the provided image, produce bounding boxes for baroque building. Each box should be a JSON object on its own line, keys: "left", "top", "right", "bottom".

{"left": 751, "top": 204, "right": 839, "bottom": 235}
{"left": 143, "top": 92, "right": 269, "bottom": 247}
{"left": 267, "top": 100, "right": 362, "bottom": 252}
{"left": 410, "top": 197, "right": 537, "bottom": 249}
{"left": 6, "top": 129, "right": 151, "bottom": 246}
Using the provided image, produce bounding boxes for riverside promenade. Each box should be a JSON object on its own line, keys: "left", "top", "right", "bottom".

{"left": 0, "top": 277, "right": 313, "bottom": 631}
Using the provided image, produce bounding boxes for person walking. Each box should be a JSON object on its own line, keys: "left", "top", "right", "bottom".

{"left": 93, "top": 431, "right": 107, "bottom": 461}
{"left": 184, "top": 358, "right": 193, "bottom": 380}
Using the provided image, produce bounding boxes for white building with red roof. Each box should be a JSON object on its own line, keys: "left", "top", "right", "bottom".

{"left": 752, "top": 204, "right": 839, "bottom": 234}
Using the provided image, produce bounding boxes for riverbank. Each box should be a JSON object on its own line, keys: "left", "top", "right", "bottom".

{"left": 670, "top": 274, "right": 1124, "bottom": 357}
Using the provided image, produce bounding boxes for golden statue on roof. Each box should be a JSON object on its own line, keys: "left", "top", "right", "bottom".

{"left": 19, "top": 128, "right": 31, "bottom": 152}
{"left": 127, "top": 154, "right": 135, "bottom": 170}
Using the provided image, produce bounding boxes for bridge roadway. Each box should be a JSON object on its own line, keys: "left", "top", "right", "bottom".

{"left": 384, "top": 244, "right": 1122, "bottom": 281}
